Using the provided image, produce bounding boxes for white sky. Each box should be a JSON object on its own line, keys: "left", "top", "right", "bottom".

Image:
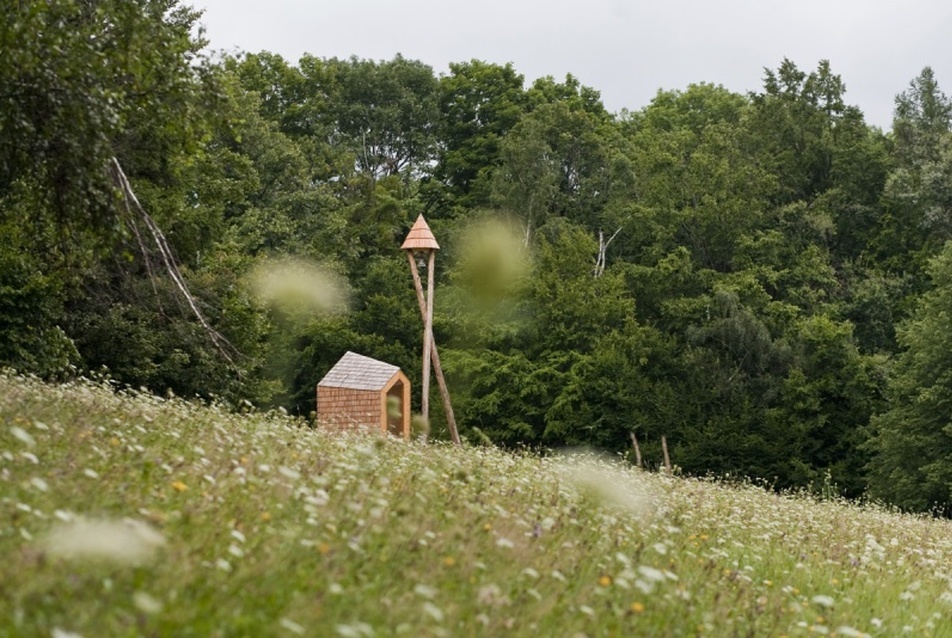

{"left": 192, "top": 0, "right": 952, "bottom": 131}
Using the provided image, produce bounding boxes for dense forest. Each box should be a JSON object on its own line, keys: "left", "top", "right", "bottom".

{"left": 4, "top": 0, "right": 952, "bottom": 513}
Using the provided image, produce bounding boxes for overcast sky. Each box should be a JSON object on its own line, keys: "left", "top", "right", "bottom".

{"left": 192, "top": 0, "right": 952, "bottom": 131}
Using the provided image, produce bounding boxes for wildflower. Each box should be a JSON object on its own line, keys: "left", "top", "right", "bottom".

{"left": 414, "top": 584, "right": 437, "bottom": 599}
{"left": 598, "top": 575, "right": 612, "bottom": 587}
{"left": 335, "top": 622, "right": 373, "bottom": 637}
{"left": 630, "top": 602, "right": 645, "bottom": 614}
{"left": 496, "top": 537, "right": 515, "bottom": 549}
{"left": 261, "top": 511, "right": 272, "bottom": 522}
{"left": 443, "top": 556, "right": 456, "bottom": 567}
{"left": 478, "top": 583, "right": 509, "bottom": 606}
{"left": 835, "top": 627, "right": 870, "bottom": 638}
{"left": 318, "top": 543, "right": 331, "bottom": 555}
{"left": 279, "top": 618, "right": 305, "bottom": 635}
{"left": 42, "top": 518, "right": 165, "bottom": 565}
{"left": 133, "top": 591, "right": 163, "bottom": 614}
{"left": 422, "top": 601, "right": 444, "bottom": 622}
{"left": 171, "top": 481, "right": 188, "bottom": 492}
{"left": 811, "top": 595, "right": 835, "bottom": 608}
{"left": 278, "top": 466, "right": 301, "bottom": 481}
{"left": 638, "top": 565, "right": 666, "bottom": 582}
{"left": 10, "top": 426, "right": 35, "bottom": 447}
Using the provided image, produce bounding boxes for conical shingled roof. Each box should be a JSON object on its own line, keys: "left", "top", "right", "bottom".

{"left": 400, "top": 214, "right": 440, "bottom": 251}
{"left": 318, "top": 351, "right": 401, "bottom": 391}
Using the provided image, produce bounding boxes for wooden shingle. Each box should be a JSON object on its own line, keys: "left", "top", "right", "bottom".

{"left": 400, "top": 215, "right": 440, "bottom": 251}
{"left": 316, "top": 352, "right": 411, "bottom": 438}
{"left": 318, "top": 351, "right": 401, "bottom": 391}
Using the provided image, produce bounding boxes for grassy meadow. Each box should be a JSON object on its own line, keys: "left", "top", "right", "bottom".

{"left": 2, "top": 371, "right": 952, "bottom": 637}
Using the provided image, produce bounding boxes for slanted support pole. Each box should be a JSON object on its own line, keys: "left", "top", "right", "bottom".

{"left": 406, "top": 252, "right": 460, "bottom": 444}
{"left": 401, "top": 215, "right": 460, "bottom": 445}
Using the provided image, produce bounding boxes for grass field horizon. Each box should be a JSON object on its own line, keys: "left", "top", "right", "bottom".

{"left": 3, "top": 371, "right": 952, "bottom": 637}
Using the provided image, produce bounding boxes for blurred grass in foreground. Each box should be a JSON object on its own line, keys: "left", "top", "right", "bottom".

{"left": 2, "top": 372, "right": 951, "bottom": 637}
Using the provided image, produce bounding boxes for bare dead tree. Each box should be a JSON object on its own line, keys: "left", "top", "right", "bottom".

{"left": 109, "top": 156, "right": 239, "bottom": 371}
{"left": 594, "top": 227, "right": 622, "bottom": 277}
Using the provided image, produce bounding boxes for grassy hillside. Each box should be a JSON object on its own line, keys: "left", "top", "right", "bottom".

{"left": 2, "top": 372, "right": 951, "bottom": 637}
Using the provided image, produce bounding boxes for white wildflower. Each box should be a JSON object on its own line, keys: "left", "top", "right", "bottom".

{"left": 10, "top": 426, "right": 35, "bottom": 447}
{"left": 133, "top": 591, "right": 163, "bottom": 614}
{"left": 335, "top": 622, "right": 374, "bottom": 637}
{"left": 638, "top": 565, "right": 666, "bottom": 582}
{"left": 42, "top": 518, "right": 165, "bottom": 565}
{"left": 422, "top": 601, "right": 444, "bottom": 623}
{"left": 279, "top": 618, "right": 305, "bottom": 635}
{"left": 278, "top": 466, "right": 301, "bottom": 481}
{"left": 811, "top": 594, "right": 835, "bottom": 608}
{"left": 413, "top": 584, "right": 437, "bottom": 599}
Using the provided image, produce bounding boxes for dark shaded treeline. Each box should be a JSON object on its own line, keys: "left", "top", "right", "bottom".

{"left": 3, "top": 1, "right": 952, "bottom": 511}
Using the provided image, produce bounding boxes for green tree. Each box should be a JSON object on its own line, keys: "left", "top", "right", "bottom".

{"left": 493, "top": 86, "right": 632, "bottom": 243}
{"left": 0, "top": 0, "right": 211, "bottom": 238}
{"left": 433, "top": 60, "right": 529, "bottom": 209}
{"left": 866, "top": 242, "right": 952, "bottom": 512}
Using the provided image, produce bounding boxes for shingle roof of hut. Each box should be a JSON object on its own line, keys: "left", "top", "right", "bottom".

{"left": 400, "top": 214, "right": 440, "bottom": 251}
{"left": 317, "top": 351, "right": 402, "bottom": 391}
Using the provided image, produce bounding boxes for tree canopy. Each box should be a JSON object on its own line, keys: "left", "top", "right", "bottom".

{"left": 5, "top": 1, "right": 952, "bottom": 513}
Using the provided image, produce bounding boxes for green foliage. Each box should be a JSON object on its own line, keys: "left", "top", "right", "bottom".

{"left": 434, "top": 60, "right": 529, "bottom": 208}
{"left": 4, "top": 373, "right": 952, "bottom": 636}
{"left": 867, "top": 242, "right": 952, "bottom": 512}
{"left": 0, "top": 0, "right": 209, "bottom": 238}
{"left": 7, "top": 1, "right": 952, "bottom": 510}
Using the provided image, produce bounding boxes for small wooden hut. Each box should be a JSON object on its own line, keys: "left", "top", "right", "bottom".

{"left": 316, "top": 351, "right": 411, "bottom": 438}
